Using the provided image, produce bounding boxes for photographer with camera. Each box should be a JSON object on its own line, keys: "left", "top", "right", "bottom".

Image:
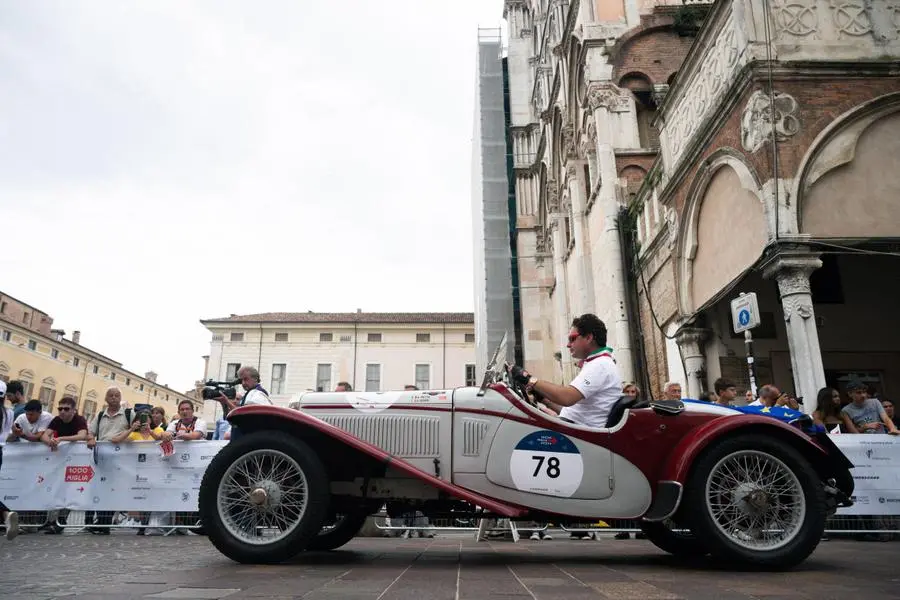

{"left": 205, "top": 366, "right": 271, "bottom": 442}
{"left": 211, "top": 366, "right": 272, "bottom": 412}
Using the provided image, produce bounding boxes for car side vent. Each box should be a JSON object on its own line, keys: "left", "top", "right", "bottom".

{"left": 320, "top": 415, "right": 440, "bottom": 457}
{"left": 462, "top": 418, "right": 490, "bottom": 456}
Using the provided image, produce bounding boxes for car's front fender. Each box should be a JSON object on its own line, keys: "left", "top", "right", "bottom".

{"left": 227, "top": 404, "right": 527, "bottom": 518}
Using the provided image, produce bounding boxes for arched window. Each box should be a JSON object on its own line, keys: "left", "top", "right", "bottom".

{"left": 620, "top": 72, "right": 659, "bottom": 148}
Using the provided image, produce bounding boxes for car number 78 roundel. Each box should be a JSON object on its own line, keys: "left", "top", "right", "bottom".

{"left": 509, "top": 430, "right": 584, "bottom": 497}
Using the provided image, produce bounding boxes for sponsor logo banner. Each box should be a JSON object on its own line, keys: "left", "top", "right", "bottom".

{"left": 0, "top": 441, "right": 227, "bottom": 511}
{"left": 832, "top": 435, "right": 900, "bottom": 516}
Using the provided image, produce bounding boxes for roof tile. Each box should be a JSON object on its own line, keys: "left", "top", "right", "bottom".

{"left": 201, "top": 312, "right": 474, "bottom": 325}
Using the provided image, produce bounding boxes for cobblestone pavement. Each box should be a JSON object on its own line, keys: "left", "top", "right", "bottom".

{"left": 0, "top": 531, "right": 898, "bottom": 600}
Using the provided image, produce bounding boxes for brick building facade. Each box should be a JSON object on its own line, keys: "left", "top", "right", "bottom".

{"left": 631, "top": 0, "right": 900, "bottom": 405}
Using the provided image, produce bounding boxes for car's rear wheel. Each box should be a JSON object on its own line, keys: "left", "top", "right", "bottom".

{"left": 199, "top": 431, "right": 330, "bottom": 564}
{"left": 684, "top": 434, "right": 825, "bottom": 569}
{"left": 640, "top": 518, "right": 708, "bottom": 557}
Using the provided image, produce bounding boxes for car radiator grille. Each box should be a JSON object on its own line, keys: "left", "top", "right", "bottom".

{"left": 319, "top": 415, "right": 440, "bottom": 457}
{"left": 462, "top": 418, "right": 490, "bottom": 456}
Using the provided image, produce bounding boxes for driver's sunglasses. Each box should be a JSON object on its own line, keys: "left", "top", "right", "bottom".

{"left": 567, "top": 333, "right": 581, "bottom": 343}
{"left": 57, "top": 406, "right": 73, "bottom": 412}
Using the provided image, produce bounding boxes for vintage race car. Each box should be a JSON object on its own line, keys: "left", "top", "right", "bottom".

{"left": 198, "top": 341, "right": 854, "bottom": 569}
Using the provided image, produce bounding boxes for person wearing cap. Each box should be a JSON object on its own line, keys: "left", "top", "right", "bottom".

{"left": 0, "top": 381, "right": 19, "bottom": 540}
{"left": 6, "top": 399, "right": 53, "bottom": 443}
{"left": 841, "top": 380, "right": 899, "bottom": 435}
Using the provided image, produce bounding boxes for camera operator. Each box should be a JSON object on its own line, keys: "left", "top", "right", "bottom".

{"left": 214, "top": 366, "right": 272, "bottom": 442}
{"left": 215, "top": 366, "right": 272, "bottom": 413}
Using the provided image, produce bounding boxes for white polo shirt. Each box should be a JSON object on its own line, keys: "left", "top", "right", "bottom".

{"left": 560, "top": 349, "right": 623, "bottom": 428}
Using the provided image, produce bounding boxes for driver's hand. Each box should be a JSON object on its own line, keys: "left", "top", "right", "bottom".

{"left": 509, "top": 365, "right": 531, "bottom": 386}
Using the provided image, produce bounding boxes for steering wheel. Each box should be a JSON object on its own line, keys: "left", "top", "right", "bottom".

{"left": 504, "top": 363, "right": 541, "bottom": 408}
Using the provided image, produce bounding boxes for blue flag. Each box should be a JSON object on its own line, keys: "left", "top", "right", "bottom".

{"left": 683, "top": 399, "right": 826, "bottom": 433}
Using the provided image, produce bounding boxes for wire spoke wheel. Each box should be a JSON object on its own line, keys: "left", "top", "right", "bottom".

{"left": 705, "top": 450, "right": 805, "bottom": 552}
{"left": 216, "top": 449, "right": 309, "bottom": 546}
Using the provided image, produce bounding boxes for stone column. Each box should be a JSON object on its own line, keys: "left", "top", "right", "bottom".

{"left": 585, "top": 82, "right": 635, "bottom": 383}
{"left": 548, "top": 184, "right": 572, "bottom": 382}
{"left": 676, "top": 328, "right": 710, "bottom": 400}
{"left": 566, "top": 163, "right": 594, "bottom": 315}
{"left": 763, "top": 253, "right": 825, "bottom": 413}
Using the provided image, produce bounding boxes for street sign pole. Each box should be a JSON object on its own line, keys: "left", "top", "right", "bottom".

{"left": 731, "top": 292, "right": 761, "bottom": 401}
{"left": 744, "top": 329, "right": 758, "bottom": 399}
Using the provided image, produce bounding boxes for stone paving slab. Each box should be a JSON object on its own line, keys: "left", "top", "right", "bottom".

{"left": 0, "top": 531, "right": 898, "bottom": 600}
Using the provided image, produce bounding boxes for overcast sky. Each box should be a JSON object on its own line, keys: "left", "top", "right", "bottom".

{"left": 1, "top": 0, "right": 505, "bottom": 391}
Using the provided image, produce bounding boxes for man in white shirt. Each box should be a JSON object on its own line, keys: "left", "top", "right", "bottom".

{"left": 511, "top": 314, "right": 623, "bottom": 428}
{"left": 7, "top": 400, "right": 53, "bottom": 442}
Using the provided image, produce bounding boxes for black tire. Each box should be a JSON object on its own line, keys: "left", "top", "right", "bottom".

{"left": 306, "top": 509, "right": 370, "bottom": 551}
{"left": 640, "top": 519, "right": 708, "bottom": 557}
{"left": 684, "top": 434, "right": 826, "bottom": 569}
{"left": 199, "top": 431, "right": 330, "bottom": 564}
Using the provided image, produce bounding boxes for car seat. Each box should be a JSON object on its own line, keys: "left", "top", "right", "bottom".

{"left": 605, "top": 395, "right": 650, "bottom": 428}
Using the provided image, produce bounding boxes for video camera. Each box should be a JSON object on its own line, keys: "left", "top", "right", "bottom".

{"left": 201, "top": 378, "right": 241, "bottom": 401}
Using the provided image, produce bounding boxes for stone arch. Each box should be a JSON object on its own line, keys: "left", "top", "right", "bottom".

{"left": 677, "top": 151, "right": 767, "bottom": 315}
{"left": 18, "top": 368, "right": 34, "bottom": 380}
{"left": 619, "top": 164, "right": 648, "bottom": 205}
{"left": 42, "top": 376, "right": 57, "bottom": 387}
{"left": 619, "top": 72, "right": 658, "bottom": 148}
{"left": 610, "top": 23, "right": 694, "bottom": 87}
{"left": 64, "top": 384, "right": 79, "bottom": 395}
{"left": 86, "top": 389, "right": 97, "bottom": 399}
{"left": 794, "top": 92, "right": 900, "bottom": 238}
{"left": 0, "top": 361, "right": 8, "bottom": 375}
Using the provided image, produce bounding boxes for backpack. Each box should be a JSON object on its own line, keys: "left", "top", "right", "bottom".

{"left": 94, "top": 408, "right": 132, "bottom": 437}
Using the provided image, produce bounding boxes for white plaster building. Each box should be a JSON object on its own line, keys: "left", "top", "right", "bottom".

{"left": 200, "top": 312, "right": 477, "bottom": 420}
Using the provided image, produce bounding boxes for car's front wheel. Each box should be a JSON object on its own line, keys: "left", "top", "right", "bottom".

{"left": 199, "top": 431, "right": 330, "bottom": 564}
{"left": 684, "top": 434, "right": 826, "bottom": 569}
{"left": 640, "top": 518, "right": 708, "bottom": 558}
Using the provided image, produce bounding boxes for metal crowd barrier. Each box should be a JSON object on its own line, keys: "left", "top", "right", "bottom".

{"left": 2, "top": 510, "right": 204, "bottom": 535}
{"left": 55, "top": 510, "right": 204, "bottom": 534}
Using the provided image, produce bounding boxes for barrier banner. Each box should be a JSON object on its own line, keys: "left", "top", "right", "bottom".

{"left": 0, "top": 441, "right": 227, "bottom": 512}
{"left": 832, "top": 434, "right": 900, "bottom": 516}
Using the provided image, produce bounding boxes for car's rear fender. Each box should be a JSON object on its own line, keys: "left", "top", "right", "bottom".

{"left": 228, "top": 405, "right": 527, "bottom": 518}
{"left": 660, "top": 415, "right": 851, "bottom": 493}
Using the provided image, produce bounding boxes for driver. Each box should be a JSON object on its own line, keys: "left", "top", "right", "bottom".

{"left": 510, "top": 314, "right": 622, "bottom": 428}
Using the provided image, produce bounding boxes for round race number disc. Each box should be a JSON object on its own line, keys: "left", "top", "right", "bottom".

{"left": 509, "top": 430, "right": 584, "bottom": 497}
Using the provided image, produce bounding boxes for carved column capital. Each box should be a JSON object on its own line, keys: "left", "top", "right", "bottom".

{"left": 652, "top": 84, "right": 670, "bottom": 107}
{"left": 585, "top": 82, "right": 632, "bottom": 113}
{"left": 762, "top": 252, "right": 822, "bottom": 298}
{"left": 675, "top": 327, "right": 710, "bottom": 356}
{"left": 565, "top": 163, "right": 578, "bottom": 180}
